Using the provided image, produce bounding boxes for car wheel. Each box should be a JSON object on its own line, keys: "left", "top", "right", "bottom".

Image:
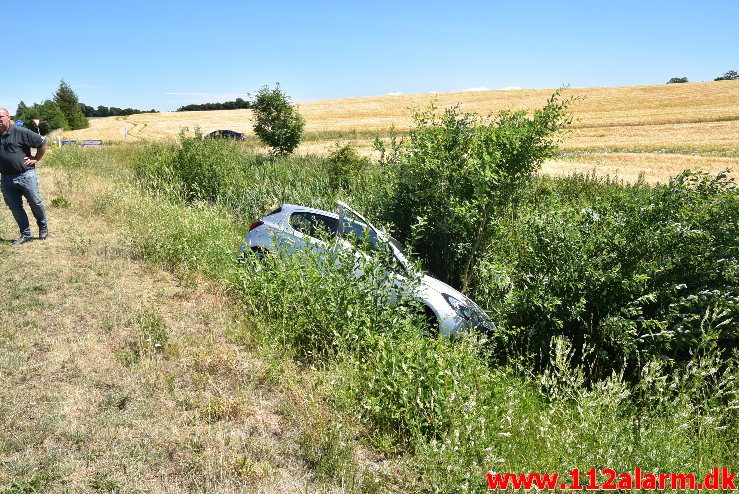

{"left": 423, "top": 306, "right": 440, "bottom": 338}
{"left": 251, "top": 247, "right": 269, "bottom": 262}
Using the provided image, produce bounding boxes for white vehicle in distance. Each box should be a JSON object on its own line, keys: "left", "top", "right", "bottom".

{"left": 241, "top": 202, "right": 495, "bottom": 337}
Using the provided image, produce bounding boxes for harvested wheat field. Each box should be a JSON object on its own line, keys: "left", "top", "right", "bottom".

{"left": 54, "top": 81, "right": 739, "bottom": 183}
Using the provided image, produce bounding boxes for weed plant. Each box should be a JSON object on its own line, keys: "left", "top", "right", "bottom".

{"left": 43, "top": 110, "right": 739, "bottom": 493}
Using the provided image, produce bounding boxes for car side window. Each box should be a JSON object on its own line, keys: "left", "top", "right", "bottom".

{"left": 289, "top": 212, "right": 338, "bottom": 240}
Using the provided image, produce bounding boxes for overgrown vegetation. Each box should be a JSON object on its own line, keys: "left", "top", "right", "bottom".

{"left": 39, "top": 91, "right": 739, "bottom": 493}
{"left": 481, "top": 171, "right": 739, "bottom": 380}
{"left": 379, "top": 91, "right": 573, "bottom": 291}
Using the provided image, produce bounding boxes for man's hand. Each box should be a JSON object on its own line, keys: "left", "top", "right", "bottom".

{"left": 24, "top": 143, "right": 47, "bottom": 167}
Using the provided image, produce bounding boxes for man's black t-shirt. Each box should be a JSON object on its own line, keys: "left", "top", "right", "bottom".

{"left": 0, "top": 126, "right": 47, "bottom": 176}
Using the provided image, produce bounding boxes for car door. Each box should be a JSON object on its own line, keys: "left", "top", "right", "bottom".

{"left": 286, "top": 210, "right": 339, "bottom": 259}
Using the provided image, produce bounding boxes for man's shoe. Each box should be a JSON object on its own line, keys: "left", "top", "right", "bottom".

{"left": 12, "top": 236, "right": 33, "bottom": 246}
{"left": 39, "top": 227, "right": 48, "bottom": 240}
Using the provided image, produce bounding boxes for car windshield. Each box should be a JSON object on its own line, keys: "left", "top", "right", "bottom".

{"left": 342, "top": 216, "right": 379, "bottom": 247}
{"left": 339, "top": 203, "right": 417, "bottom": 273}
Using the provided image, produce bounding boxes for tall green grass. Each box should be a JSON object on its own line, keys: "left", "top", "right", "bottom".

{"left": 45, "top": 142, "right": 739, "bottom": 493}
{"left": 126, "top": 136, "right": 387, "bottom": 226}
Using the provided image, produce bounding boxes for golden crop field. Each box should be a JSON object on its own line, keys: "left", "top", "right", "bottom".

{"left": 53, "top": 81, "right": 739, "bottom": 183}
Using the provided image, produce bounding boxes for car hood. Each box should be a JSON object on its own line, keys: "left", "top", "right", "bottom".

{"left": 420, "top": 274, "right": 467, "bottom": 302}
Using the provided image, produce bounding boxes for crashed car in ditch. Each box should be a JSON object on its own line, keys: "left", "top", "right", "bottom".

{"left": 241, "top": 202, "right": 494, "bottom": 337}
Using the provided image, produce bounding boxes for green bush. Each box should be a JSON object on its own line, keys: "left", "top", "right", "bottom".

{"left": 381, "top": 91, "right": 572, "bottom": 292}
{"left": 130, "top": 133, "right": 341, "bottom": 222}
{"left": 251, "top": 84, "right": 305, "bottom": 156}
{"left": 484, "top": 171, "right": 739, "bottom": 379}
{"left": 326, "top": 142, "right": 370, "bottom": 191}
{"left": 232, "top": 243, "right": 424, "bottom": 362}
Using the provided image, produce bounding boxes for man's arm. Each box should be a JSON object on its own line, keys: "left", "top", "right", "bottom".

{"left": 24, "top": 142, "right": 47, "bottom": 167}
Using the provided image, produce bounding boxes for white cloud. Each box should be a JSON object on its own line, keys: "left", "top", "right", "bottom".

{"left": 497, "top": 86, "right": 522, "bottom": 91}
{"left": 385, "top": 92, "right": 403, "bottom": 96}
{"left": 462, "top": 86, "right": 491, "bottom": 92}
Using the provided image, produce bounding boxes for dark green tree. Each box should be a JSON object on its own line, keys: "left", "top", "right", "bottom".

{"left": 667, "top": 77, "right": 688, "bottom": 84}
{"left": 714, "top": 70, "right": 738, "bottom": 81}
{"left": 54, "top": 79, "right": 89, "bottom": 130}
{"left": 79, "top": 102, "right": 95, "bottom": 117}
{"left": 14, "top": 101, "right": 29, "bottom": 119}
{"left": 251, "top": 84, "right": 305, "bottom": 155}
{"left": 17, "top": 100, "right": 69, "bottom": 135}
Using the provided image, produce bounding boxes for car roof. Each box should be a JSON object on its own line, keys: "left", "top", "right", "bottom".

{"left": 279, "top": 203, "right": 338, "bottom": 219}
{"left": 210, "top": 129, "right": 243, "bottom": 134}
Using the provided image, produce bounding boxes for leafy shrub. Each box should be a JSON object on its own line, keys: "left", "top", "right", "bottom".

{"left": 382, "top": 91, "right": 573, "bottom": 292}
{"left": 251, "top": 84, "right": 305, "bottom": 155}
{"left": 326, "top": 142, "right": 370, "bottom": 191}
{"left": 667, "top": 77, "right": 689, "bottom": 83}
{"left": 129, "top": 134, "right": 339, "bottom": 222}
{"left": 232, "top": 242, "right": 424, "bottom": 362}
{"left": 484, "top": 171, "right": 739, "bottom": 379}
{"left": 344, "top": 333, "right": 492, "bottom": 448}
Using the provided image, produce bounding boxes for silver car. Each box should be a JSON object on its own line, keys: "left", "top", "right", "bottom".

{"left": 241, "top": 202, "right": 494, "bottom": 337}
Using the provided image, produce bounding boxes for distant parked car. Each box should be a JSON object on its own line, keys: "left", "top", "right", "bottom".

{"left": 241, "top": 202, "right": 495, "bottom": 337}
{"left": 207, "top": 129, "right": 245, "bottom": 140}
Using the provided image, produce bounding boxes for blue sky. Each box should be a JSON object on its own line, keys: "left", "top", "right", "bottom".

{"left": 3, "top": 1, "right": 737, "bottom": 112}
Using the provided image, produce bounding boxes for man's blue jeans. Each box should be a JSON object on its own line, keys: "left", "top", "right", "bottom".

{"left": 1, "top": 169, "right": 48, "bottom": 238}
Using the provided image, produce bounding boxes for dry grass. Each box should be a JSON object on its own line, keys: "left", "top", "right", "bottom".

{"left": 0, "top": 169, "right": 345, "bottom": 493}
{"left": 543, "top": 152, "right": 739, "bottom": 183}
{"left": 51, "top": 81, "right": 739, "bottom": 182}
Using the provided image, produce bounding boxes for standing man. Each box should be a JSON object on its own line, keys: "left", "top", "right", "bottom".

{"left": 0, "top": 107, "right": 49, "bottom": 245}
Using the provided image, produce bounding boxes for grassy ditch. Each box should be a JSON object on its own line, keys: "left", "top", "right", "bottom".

{"left": 41, "top": 122, "right": 739, "bottom": 492}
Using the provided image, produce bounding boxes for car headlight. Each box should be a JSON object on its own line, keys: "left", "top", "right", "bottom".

{"left": 441, "top": 293, "right": 480, "bottom": 325}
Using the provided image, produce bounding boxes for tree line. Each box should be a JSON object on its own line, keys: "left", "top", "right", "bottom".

{"left": 667, "top": 69, "right": 738, "bottom": 83}
{"left": 13, "top": 80, "right": 157, "bottom": 134}
{"left": 79, "top": 104, "right": 158, "bottom": 118}
{"left": 176, "top": 97, "right": 251, "bottom": 112}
